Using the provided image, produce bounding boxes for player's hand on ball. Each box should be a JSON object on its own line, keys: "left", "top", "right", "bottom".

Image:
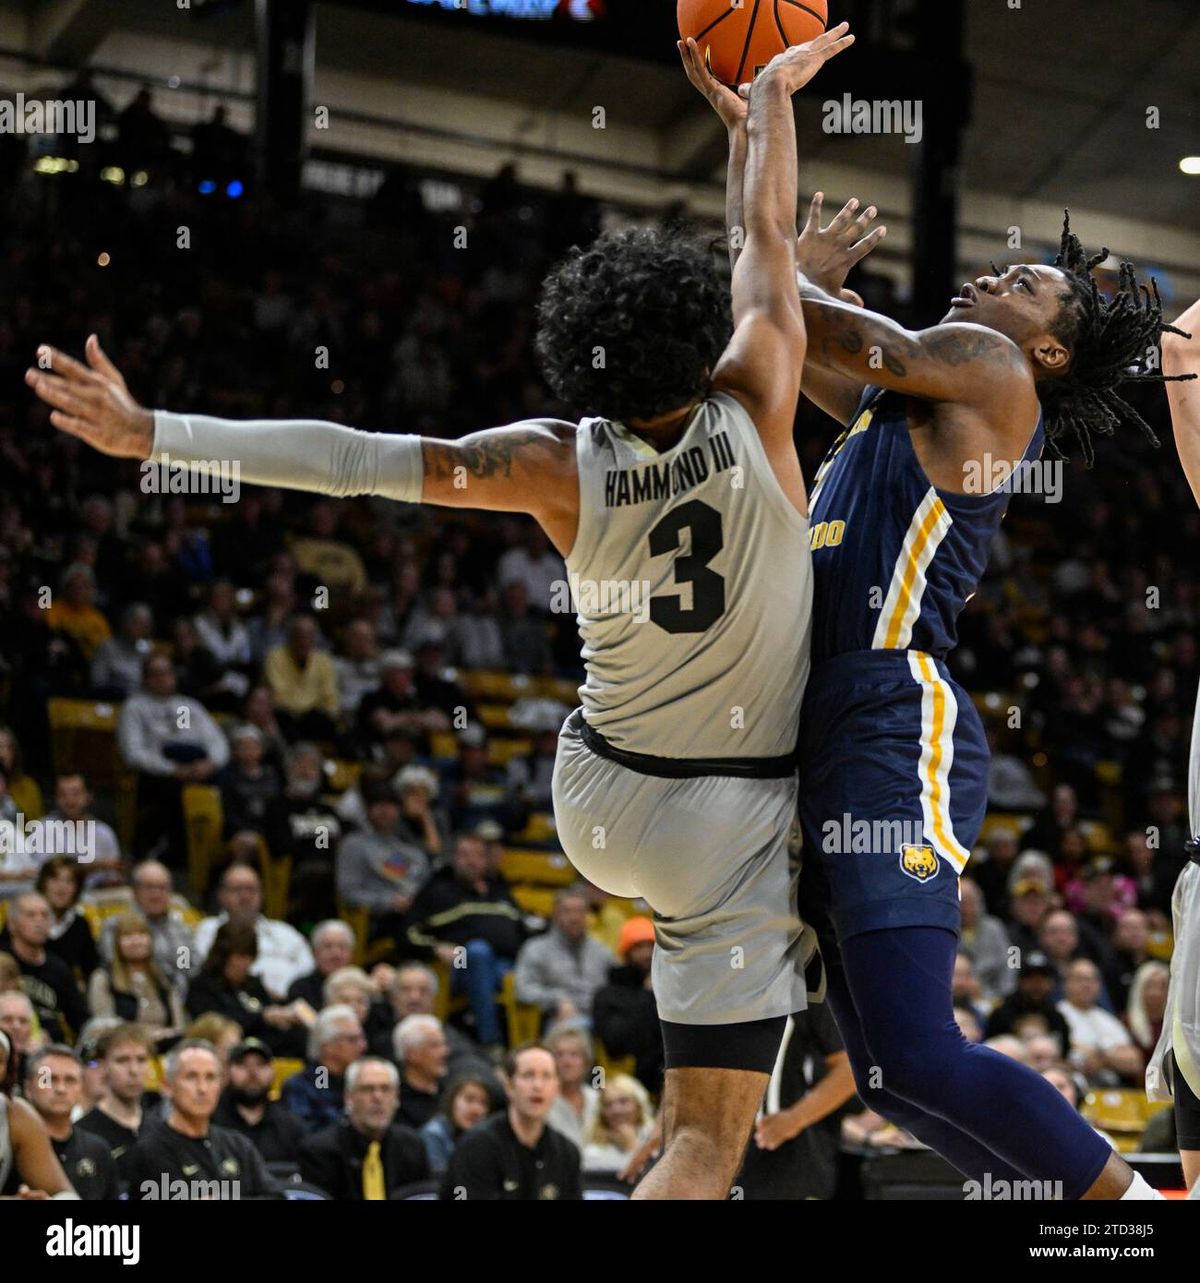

{"left": 754, "top": 21, "right": 855, "bottom": 95}
{"left": 795, "top": 192, "right": 886, "bottom": 297}
{"left": 677, "top": 36, "right": 748, "bottom": 131}
{"left": 26, "top": 334, "right": 154, "bottom": 460}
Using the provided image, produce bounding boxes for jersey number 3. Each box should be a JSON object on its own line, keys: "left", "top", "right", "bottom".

{"left": 648, "top": 500, "right": 726, "bottom": 634}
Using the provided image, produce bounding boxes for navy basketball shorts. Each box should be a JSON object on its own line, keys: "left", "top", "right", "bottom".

{"left": 796, "top": 649, "right": 989, "bottom": 947}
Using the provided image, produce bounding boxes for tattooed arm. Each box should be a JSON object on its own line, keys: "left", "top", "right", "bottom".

{"left": 1163, "top": 298, "right": 1200, "bottom": 508}
{"left": 796, "top": 275, "right": 1038, "bottom": 422}
{"left": 27, "top": 339, "right": 581, "bottom": 555}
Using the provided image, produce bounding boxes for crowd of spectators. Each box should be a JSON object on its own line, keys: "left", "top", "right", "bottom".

{"left": 0, "top": 74, "right": 1197, "bottom": 1198}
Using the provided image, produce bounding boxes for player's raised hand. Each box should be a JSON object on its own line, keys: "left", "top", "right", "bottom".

{"left": 25, "top": 334, "right": 155, "bottom": 459}
{"left": 795, "top": 192, "right": 886, "bottom": 300}
{"left": 677, "top": 36, "right": 748, "bottom": 130}
{"left": 753, "top": 21, "right": 855, "bottom": 96}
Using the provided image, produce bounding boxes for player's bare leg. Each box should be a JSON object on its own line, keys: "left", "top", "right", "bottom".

{"left": 1183, "top": 1151, "right": 1200, "bottom": 1192}
{"left": 631, "top": 1067, "right": 766, "bottom": 1200}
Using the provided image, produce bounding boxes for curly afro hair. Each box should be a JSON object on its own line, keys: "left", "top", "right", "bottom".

{"left": 535, "top": 226, "right": 731, "bottom": 422}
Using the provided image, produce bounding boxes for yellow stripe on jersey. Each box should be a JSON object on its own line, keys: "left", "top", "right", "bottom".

{"left": 872, "top": 487, "right": 953, "bottom": 650}
{"left": 810, "top": 408, "right": 874, "bottom": 510}
{"left": 908, "top": 650, "right": 972, "bottom": 873}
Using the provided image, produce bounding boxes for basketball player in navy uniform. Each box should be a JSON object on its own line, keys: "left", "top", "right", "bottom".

{"left": 27, "top": 29, "right": 856, "bottom": 1200}
{"left": 684, "top": 38, "right": 1188, "bottom": 1197}
{"left": 1148, "top": 296, "right": 1200, "bottom": 1196}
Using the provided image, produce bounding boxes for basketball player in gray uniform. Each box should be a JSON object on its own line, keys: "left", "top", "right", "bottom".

{"left": 26, "top": 28, "right": 856, "bottom": 1198}
{"left": 1148, "top": 296, "right": 1200, "bottom": 1196}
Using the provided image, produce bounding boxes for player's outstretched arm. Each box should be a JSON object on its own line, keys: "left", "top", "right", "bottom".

{"left": 795, "top": 274, "right": 1039, "bottom": 430}
{"left": 709, "top": 25, "right": 854, "bottom": 473}
{"left": 1163, "top": 298, "right": 1200, "bottom": 508}
{"left": 26, "top": 337, "right": 580, "bottom": 553}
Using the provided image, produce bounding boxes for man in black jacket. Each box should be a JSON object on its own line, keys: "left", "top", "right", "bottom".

{"left": 298, "top": 1056, "right": 429, "bottom": 1199}
{"left": 985, "top": 951, "right": 1073, "bottom": 1054}
{"left": 125, "top": 1039, "right": 283, "bottom": 1200}
{"left": 440, "top": 1042, "right": 580, "bottom": 1201}
{"left": 406, "top": 833, "right": 529, "bottom": 1052}
{"left": 593, "top": 918, "right": 663, "bottom": 1096}
{"left": 24, "top": 1044, "right": 119, "bottom": 1199}
{"left": 0, "top": 892, "right": 87, "bottom": 1042}
{"left": 213, "top": 1038, "right": 305, "bottom": 1165}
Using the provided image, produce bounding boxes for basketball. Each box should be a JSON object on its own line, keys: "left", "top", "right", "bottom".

{"left": 677, "top": 0, "right": 828, "bottom": 87}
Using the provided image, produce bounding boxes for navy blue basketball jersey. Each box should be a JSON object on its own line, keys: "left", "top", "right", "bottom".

{"left": 807, "top": 387, "right": 1045, "bottom": 665}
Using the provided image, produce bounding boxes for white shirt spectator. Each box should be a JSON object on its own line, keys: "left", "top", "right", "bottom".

{"left": 117, "top": 692, "right": 230, "bottom": 777}
{"left": 497, "top": 545, "right": 564, "bottom": 613}
{"left": 194, "top": 611, "right": 253, "bottom": 668}
{"left": 192, "top": 912, "right": 314, "bottom": 1000}
{"left": 1057, "top": 999, "right": 1133, "bottom": 1056}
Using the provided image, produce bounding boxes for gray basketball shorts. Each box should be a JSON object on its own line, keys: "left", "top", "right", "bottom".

{"left": 552, "top": 712, "right": 810, "bottom": 1027}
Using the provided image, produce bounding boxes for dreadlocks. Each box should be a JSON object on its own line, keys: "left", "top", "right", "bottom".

{"left": 1036, "top": 211, "right": 1194, "bottom": 465}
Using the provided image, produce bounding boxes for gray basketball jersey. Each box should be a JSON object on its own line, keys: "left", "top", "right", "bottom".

{"left": 566, "top": 391, "right": 812, "bottom": 759}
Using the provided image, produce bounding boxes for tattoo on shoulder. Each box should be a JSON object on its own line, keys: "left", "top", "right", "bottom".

{"left": 421, "top": 430, "right": 558, "bottom": 481}
{"left": 921, "top": 328, "right": 1021, "bottom": 369}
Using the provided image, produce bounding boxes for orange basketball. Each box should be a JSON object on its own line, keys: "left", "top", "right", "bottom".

{"left": 678, "top": 0, "right": 828, "bottom": 87}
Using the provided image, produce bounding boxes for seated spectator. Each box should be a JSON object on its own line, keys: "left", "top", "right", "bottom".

{"left": 498, "top": 581, "right": 550, "bottom": 675}
{"left": 125, "top": 1039, "right": 282, "bottom": 1200}
{"left": 515, "top": 886, "right": 614, "bottom": 1026}
{"left": 32, "top": 773, "right": 125, "bottom": 888}
{"left": 1058, "top": 959, "right": 1143, "bottom": 1085}
{"left": 76, "top": 1023, "right": 155, "bottom": 1185}
{"left": 1038, "top": 909, "right": 1086, "bottom": 991}
{"left": 1104, "top": 908, "right": 1153, "bottom": 1009}
{"left": 411, "top": 640, "right": 477, "bottom": 729}
{"left": 0, "top": 892, "right": 87, "bottom": 1043}
{"left": 323, "top": 965, "right": 394, "bottom": 1058}
{"left": 356, "top": 649, "right": 447, "bottom": 752}
{"left": 290, "top": 501, "right": 368, "bottom": 599}
{"left": 593, "top": 917, "right": 663, "bottom": 1096}
{"left": 440, "top": 1042, "right": 580, "bottom": 1201}
{"left": 0, "top": 771, "right": 39, "bottom": 901}
{"left": 299, "top": 1055, "right": 429, "bottom": 1199}
{"left": 1043, "top": 1064, "right": 1117, "bottom": 1149}
{"left": 442, "top": 725, "right": 513, "bottom": 834}
{"left": 985, "top": 951, "right": 1071, "bottom": 1054}
{"left": 394, "top": 765, "right": 445, "bottom": 861}
{"left": 335, "top": 618, "right": 381, "bottom": 718}
{"left": 951, "top": 954, "right": 990, "bottom": 1028}
{"left": 173, "top": 613, "right": 247, "bottom": 714}
{"left": 23, "top": 1043, "right": 119, "bottom": 1199}
{"left": 242, "top": 684, "right": 288, "bottom": 772}
{"left": 281, "top": 1003, "right": 365, "bottom": 1133}
{"left": 193, "top": 579, "right": 253, "bottom": 675}
{"left": 582, "top": 1073, "right": 656, "bottom": 1175}
{"left": 116, "top": 651, "right": 229, "bottom": 860}
{"left": 46, "top": 563, "right": 110, "bottom": 662}
{"left": 36, "top": 858, "right": 99, "bottom": 983}
{"left": 335, "top": 774, "right": 431, "bottom": 933}
{"left": 420, "top": 1071, "right": 497, "bottom": 1176}
{"left": 287, "top": 919, "right": 356, "bottom": 1010}
{"left": 958, "top": 879, "right": 1015, "bottom": 1002}
{"left": 1023, "top": 1032, "right": 1065, "bottom": 1072}
{"left": 75, "top": 1018, "right": 122, "bottom": 1117}
{"left": 262, "top": 745, "right": 344, "bottom": 927}
{"left": 1023, "top": 782, "right": 1081, "bottom": 864}
{"left": 89, "top": 603, "right": 154, "bottom": 699}
{"left": 393, "top": 1014, "right": 449, "bottom": 1129}
{"left": 970, "top": 824, "right": 1022, "bottom": 919}
{"left": 386, "top": 962, "right": 489, "bottom": 1081}
{"left": 265, "top": 614, "right": 340, "bottom": 743}
{"left": 339, "top": 730, "right": 422, "bottom": 821}
{"left": 0, "top": 989, "right": 39, "bottom": 1083}
{"left": 504, "top": 711, "right": 562, "bottom": 823}
{"left": 88, "top": 912, "right": 186, "bottom": 1047}
{"left": 186, "top": 921, "right": 307, "bottom": 1057}
{"left": 1066, "top": 855, "right": 1138, "bottom": 925}
{"left": 1005, "top": 874, "right": 1054, "bottom": 959}
{"left": 406, "top": 832, "right": 529, "bottom": 1054}
{"left": 1125, "top": 960, "right": 1170, "bottom": 1067}
{"left": 0, "top": 1030, "right": 77, "bottom": 1198}
{"left": 99, "top": 861, "right": 194, "bottom": 993}
{"left": 0, "top": 726, "right": 45, "bottom": 820}
{"left": 216, "top": 725, "right": 281, "bottom": 853}
{"left": 953, "top": 1003, "right": 983, "bottom": 1044}
{"left": 498, "top": 525, "right": 562, "bottom": 614}
{"left": 184, "top": 1013, "right": 243, "bottom": 1067}
{"left": 193, "top": 863, "right": 315, "bottom": 1000}
{"left": 544, "top": 1024, "right": 599, "bottom": 1151}
{"left": 213, "top": 1037, "right": 306, "bottom": 1165}
{"left": 247, "top": 568, "right": 299, "bottom": 668}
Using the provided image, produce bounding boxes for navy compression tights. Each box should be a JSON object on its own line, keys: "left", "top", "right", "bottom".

{"left": 826, "top": 926, "right": 1114, "bottom": 1200}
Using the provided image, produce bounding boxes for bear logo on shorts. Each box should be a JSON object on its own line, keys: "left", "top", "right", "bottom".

{"left": 900, "top": 844, "right": 940, "bottom": 883}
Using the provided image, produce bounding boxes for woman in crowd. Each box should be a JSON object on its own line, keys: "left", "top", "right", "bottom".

{"left": 544, "top": 1024, "right": 599, "bottom": 1150}
{"left": 582, "top": 1073, "right": 657, "bottom": 1175}
{"left": 87, "top": 911, "right": 185, "bottom": 1049}
{"left": 36, "top": 858, "right": 99, "bottom": 984}
{"left": 420, "top": 1071, "right": 497, "bottom": 1176}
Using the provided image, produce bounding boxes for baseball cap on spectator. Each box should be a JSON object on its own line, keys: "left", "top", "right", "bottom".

{"left": 1013, "top": 878, "right": 1050, "bottom": 896}
{"left": 618, "top": 917, "right": 655, "bottom": 959}
{"left": 230, "top": 724, "right": 263, "bottom": 744}
{"left": 395, "top": 765, "right": 439, "bottom": 799}
{"left": 229, "top": 1038, "right": 273, "bottom": 1064}
{"left": 473, "top": 819, "right": 503, "bottom": 842}
{"left": 361, "top": 775, "right": 399, "bottom": 807}
{"left": 458, "top": 723, "right": 487, "bottom": 749}
{"left": 380, "top": 649, "right": 414, "bottom": 672}
{"left": 1081, "top": 856, "right": 1116, "bottom": 881}
{"left": 1018, "top": 951, "right": 1055, "bottom": 978}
